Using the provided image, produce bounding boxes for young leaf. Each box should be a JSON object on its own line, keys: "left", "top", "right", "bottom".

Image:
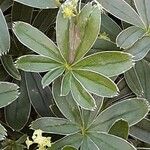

{"left": 0, "top": 9, "right": 10, "bottom": 55}
{"left": 14, "top": 0, "right": 58, "bottom": 9}
{"left": 50, "top": 134, "right": 83, "bottom": 150}
{"left": 1, "top": 55, "right": 21, "bottom": 80}
{"left": 89, "top": 98, "right": 149, "bottom": 132}
{"left": 130, "top": 118, "right": 150, "bottom": 144}
{"left": 0, "top": 82, "right": 19, "bottom": 108}
{"left": 126, "top": 36, "right": 150, "bottom": 61}
{"left": 16, "top": 55, "right": 62, "bottom": 72}
{"left": 72, "top": 70, "right": 119, "bottom": 97}
{"left": 109, "top": 119, "right": 129, "bottom": 140}
{"left": 89, "top": 132, "right": 136, "bottom": 150}
{"left": 5, "top": 72, "right": 31, "bottom": 131}
{"left": 53, "top": 78, "right": 82, "bottom": 124}
{"left": 42, "top": 67, "right": 65, "bottom": 88}
{"left": 97, "top": 0, "right": 144, "bottom": 28}
{"left": 133, "top": 0, "right": 150, "bottom": 28}
{"left": 31, "top": 117, "right": 80, "bottom": 135}
{"left": 0, "top": 124, "right": 7, "bottom": 141}
{"left": 12, "top": 21, "right": 64, "bottom": 62}
{"left": 116, "top": 26, "right": 145, "bottom": 49}
{"left": 71, "top": 75, "right": 96, "bottom": 110}
{"left": 74, "top": 5, "right": 101, "bottom": 61}
{"left": 73, "top": 51, "right": 134, "bottom": 77}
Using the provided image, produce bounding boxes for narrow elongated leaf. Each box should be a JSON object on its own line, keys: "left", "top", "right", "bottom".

{"left": 42, "top": 67, "right": 64, "bottom": 88}
{"left": 0, "top": 9, "right": 10, "bottom": 55}
{"left": 14, "top": 0, "right": 58, "bottom": 9}
{"left": 12, "top": 21, "right": 63, "bottom": 62}
{"left": 130, "top": 118, "right": 150, "bottom": 144}
{"left": 16, "top": 55, "right": 61, "bottom": 72}
{"left": 25, "top": 72, "right": 55, "bottom": 117}
{"left": 1, "top": 55, "right": 21, "bottom": 80}
{"left": 61, "top": 71, "right": 72, "bottom": 96}
{"left": 134, "top": 0, "right": 150, "bottom": 28}
{"left": 73, "top": 70, "right": 119, "bottom": 97}
{"left": 109, "top": 119, "right": 129, "bottom": 139}
{"left": 0, "top": 123, "right": 7, "bottom": 141}
{"left": 5, "top": 72, "right": 31, "bottom": 130}
{"left": 80, "top": 135, "right": 99, "bottom": 150}
{"left": 125, "top": 67, "right": 144, "bottom": 97}
{"left": 116, "top": 26, "right": 145, "bottom": 49}
{"left": 89, "top": 132, "right": 136, "bottom": 150}
{"left": 101, "top": 13, "right": 122, "bottom": 42}
{"left": 53, "top": 78, "right": 82, "bottom": 124}
{"left": 89, "top": 98, "right": 149, "bottom": 132}
{"left": 97, "top": 0, "right": 144, "bottom": 28}
{"left": 73, "top": 51, "right": 134, "bottom": 77}
{"left": 71, "top": 75, "right": 96, "bottom": 110}
{"left": 74, "top": 5, "right": 101, "bottom": 61}
{"left": 0, "top": 82, "right": 19, "bottom": 108}
{"left": 31, "top": 117, "right": 80, "bottom": 135}
{"left": 126, "top": 36, "right": 150, "bottom": 61}
{"left": 49, "top": 134, "right": 83, "bottom": 150}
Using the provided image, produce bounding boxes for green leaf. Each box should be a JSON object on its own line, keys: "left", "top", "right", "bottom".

{"left": 5, "top": 72, "right": 31, "bottom": 130}
{"left": 126, "top": 36, "right": 150, "bottom": 61}
{"left": 14, "top": 0, "right": 58, "bottom": 9}
{"left": 42, "top": 67, "right": 65, "bottom": 88}
{"left": 62, "top": 146, "right": 77, "bottom": 150}
{"left": 72, "top": 70, "right": 119, "bottom": 97}
{"left": 0, "top": 0, "right": 12, "bottom": 12}
{"left": 97, "top": 0, "right": 144, "bottom": 28}
{"left": 130, "top": 118, "right": 150, "bottom": 144}
{"left": 0, "top": 123, "right": 7, "bottom": 141}
{"left": 49, "top": 134, "right": 83, "bottom": 150}
{"left": 25, "top": 72, "right": 55, "bottom": 117}
{"left": 16, "top": 55, "right": 61, "bottom": 72}
{"left": 71, "top": 75, "right": 96, "bottom": 110}
{"left": 0, "top": 9, "right": 10, "bottom": 55}
{"left": 12, "top": 21, "right": 64, "bottom": 62}
{"left": 73, "top": 51, "right": 134, "bottom": 77}
{"left": 1, "top": 55, "right": 21, "bottom": 80}
{"left": 0, "top": 82, "right": 19, "bottom": 108}
{"left": 109, "top": 119, "right": 129, "bottom": 139}
{"left": 80, "top": 135, "right": 99, "bottom": 150}
{"left": 89, "top": 132, "right": 136, "bottom": 150}
{"left": 133, "top": 0, "right": 150, "bottom": 28}
{"left": 61, "top": 71, "right": 72, "bottom": 96}
{"left": 74, "top": 4, "right": 101, "bottom": 61}
{"left": 116, "top": 26, "right": 145, "bottom": 49}
{"left": 125, "top": 67, "right": 144, "bottom": 97}
{"left": 101, "top": 13, "right": 122, "bottom": 42}
{"left": 31, "top": 117, "right": 80, "bottom": 135}
{"left": 53, "top": 78, "right": 82, "bottom": 124}
{"left": 89, "top": 98, "right": 149, "bottom": 132}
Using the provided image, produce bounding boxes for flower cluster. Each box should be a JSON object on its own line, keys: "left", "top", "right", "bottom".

{"left": 26, "top": 129, "right": 51, "bottom": 150}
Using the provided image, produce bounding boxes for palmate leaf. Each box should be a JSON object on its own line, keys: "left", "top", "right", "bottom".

{"left": 31, "top": 117, "right": 80, "bottom": 135}
{"left": 133, "top": 0, "right": 150, "bottom": 28}
{"left": 89, "top": 98, "right": 149, "bottom": 132}
{"left": 14, "top": 0, "right": 58, "bottom": 9}
{"left": 0, "top": 82, "right": 19, "bottom": 108}
{"left": 116, "top": 26, "right": 145, "bottom": 49}
{"left": 89, "top": 132, "right": 136, "bottom": 150}
{"left": 12, "top": 21, "right": 64, "bottom": 62}
{"left": 73, "top": 51, "right": 134, "bottom": 77}
{"left": 72, "top": 70, "right": 119, "bottom": 97}
{"left": 16, "top": 55, "right": 62, "bottom": 72}
{"left": 0, "top": 9, "right": 10, "bottom": 55}
{"left": 97, "top": 0, "right": 145, "bottom": 29}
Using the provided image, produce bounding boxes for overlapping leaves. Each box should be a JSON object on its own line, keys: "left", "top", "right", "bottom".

{"left": 13, "top": 3, "right": 134, "bottom": 110}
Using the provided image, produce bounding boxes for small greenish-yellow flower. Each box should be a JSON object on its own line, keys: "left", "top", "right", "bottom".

{"left": 26, "top": 129, "right": 51, "bottom": 150}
